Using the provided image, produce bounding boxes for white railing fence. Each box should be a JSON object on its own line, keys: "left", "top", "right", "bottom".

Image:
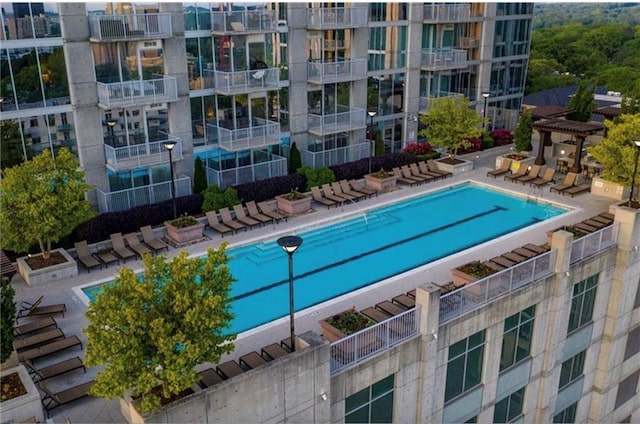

{"left": 89, "top": 13, "right": 172, "bottom": 40}
{"left": 205, "top": 155, "right": 287, "bottom": 189}
{"left": 570, "top": 223, "right": 619, "bottom": 264}
{"left": 96, "top": 175, "right": 191, "bottom": 213}
{"left": 302, "top": 141, "right": 369, "bottom": 169}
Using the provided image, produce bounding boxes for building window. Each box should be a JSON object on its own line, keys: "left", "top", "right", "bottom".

{"left": 345, "top": 375, "right": 394, "bottom": 423}
{"left": 553, "top": 401, "right": 578, "bottom": 423}
{"left": 445, "top": 330, "right": 485, "bottom": 402}
{"left": 559, "top": 350, "right": 586, "bottom": 390}
{"left": 614, "top": 370, "right": 640, "bottom": 409}
{"left": 633, "top": 277, "right": 640, "bottom": 309}
{"left": 493, "top": 386, "right": 525, "bottom": 423}
{"left": 567, "top": 274, "right": 598, "bottom": 333}
{"left": 500, "top": 305, "right": 535, "bottom": 371}
{"left": 624, "top": 326, "right": 640, "bottom": 361}
{"left": 30, "top": 118, "right": 39, "bottom": 127}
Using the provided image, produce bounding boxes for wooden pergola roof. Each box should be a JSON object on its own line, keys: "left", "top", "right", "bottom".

{"left": 594, "top": 106, "right": 622, "bottom": 120}
{"left": 529, "top": 105, "right": 573, "bottom": 120}
{"left": 532, "top": 118, "right": 604, "bottom": 137}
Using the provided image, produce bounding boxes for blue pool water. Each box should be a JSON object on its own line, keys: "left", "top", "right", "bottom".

{"left": 83, "top": 183, "right": 566, "bottom": 334}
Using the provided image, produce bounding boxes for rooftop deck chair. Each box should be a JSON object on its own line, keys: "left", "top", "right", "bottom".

{"left": 486, "top": 158, "right": 512, "bottom": 178}
{"left": 330, "top": 182, "right": 358, "bottom": 202}
{"left": 349, "top": 179, "right": 377, "bottom": 197}
{"left": 428, "top": 159, "right": 452, "bottom": 178}
{"left": 504, "top": 165, "right": 529, "bottom": 182}
{"left": 18, "top": 335, "right": 82, "bottom": 362}
{"left": 245, "top": 201, "right": 273, "bottom": 225}
{"left": 523, "top": 243, "right": 548, "bottom": 255}
{"left": 73, "top": 241, "right": 101, "bottom": 272}
{"left": 110, "top": 232, "right": 136, "bottom": 262}
{"left": 314, "top": 185, "right": 343, "bottom": 207}
{"left": 39, "top": 380, "right": 94, "bottom": 417}
{"left": 529, "top": 167, "right": 556, "bottom": 188}
{"left": 257, "top": 201, "right": 288, "bottom": 222}
{"left": 338, "top": 180, "right": 366, "bottom": 200}
{"left": 511, "top": 247, "right": 537, "bottom": 260}
{"left": 124, "top": 233, "right": 153, "bottom": 259}
{"left": 410, "top": 163, "right": 437, "bottom": 182}
{"left": 205, "top": 211, "right": 234, "bottom": 237}
{"left": 392, "top": 167, "right": 420, "bottom": 186}
{"left": 514, "top": 164, "right": 542, "bottom": 185}
{"left": 13, "top": 328, "right": 64, "bottom": 352}
{"left": 17, "top": 296, "right": 66, "bottom": 320}
{"left": 219, "top": 207, "right": 247, "bottom": 232}
{"left": 14, "top": 317, "right": 57, "bottom": 338}
{"left": 501, "top": 251, "right": 527, "bottom": 264}
{"left": 581, "top": 219, "right": 607, "bottom": 231}
{"left": 550, "top": 172, "right": 578, "bottom": 194}
{"left": 0, "top": 249, "right": 17, "bottom": 280}
{"left": 401, "top": 165, "right": 427, "bottom": 184}
{"left": 563, "top": 183, "right": 590, "bottom": 197}
{"left": 140, "top": 225, "right": 168, "bottom": 254}
{"left": 233, "top": 204, "right": 262, "bottom": 229}
{"left": 310, "top": 186, "right": 337, "bottom": 209}
{"left": 417, "top": 161, "right": 444, "bottom": 180}
{"left": 574, "top": 221, "right": 598, "bottom": 233}
{"left": 590, "top": 215, "right": 613, "bottom": 225}
{"left": 24, "top": 357, "right": 85, "bottom": 382}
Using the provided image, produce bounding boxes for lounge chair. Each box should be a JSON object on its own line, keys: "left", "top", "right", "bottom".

{"left": 257, "top": 201, "right": 288, "bottom": 222}
{"left": 18, "top": 335, "right": 82, "bottom": 362}
{"left": 490, "top": 256, "right": 516, "bottom": 269}
{"left": 590, "top": 215, "right": 613, "bottom": 225}
{"left": 501, "top": 251, "right": 527, "bottom": 264}
{"left": 401, "top": 165, "right": 427, "bottom": 183}
{"left": 392, "top": 167, "right": 420, "bottom": 186}
{"left": 348, "top": 180, "right": 377, "bottom": 198}
{"left": 487, "top": 158, "right": 512, "bottom": 178}
{"left": 523, "top": 243, "right": 548, "bottom": 255}
{"left": 233, "top": 204, "right": 262, "bottom": 229}
{"left": 322, "top": 183, "right": 351, "bottom": 203}
{"left": 330, "top": 182, "right": 358, "bottom": 202}
{"left": 124, "top": 233, "right": 153, "bottom": 259}
{"left": 504, "top": 165, "right": 528, "bottom": 182}
{"left": 74, "top": 241, "right": 101, "bottom": 272}
{"left": 410, "top": 163, "right": 437, "bottom": 181}
{"left": 574, "top": 222, "right": 598, "bottom": 233}
{"left": 140, "top": 225, "right": 169, "bottom": 254}
{"left": 336, "top": 180, "right": 364, "bottom": 200}
{"left": 205, "top": 211, "right": 234, "bottom": 237}
{"left": 563, "top": 183, "right": 590, "bottom": 197}
{"left": 392, "top": 294, "right": 415, "bottom": 309}
{"left": 25, "top": 357, "right": 85, "bottom": 382}
{"left": 13, "top": 328, "right": 65, "bottom": 352}
{"left": 17, "top": 296, "right": 66, "bottom": 320}
{"left": 310, "top": 186, "right": 338, "bottom": 208}
{"left": 427, "top": 160, "right": 452, "bottom": 178}
{"left": 529, "top": 167, "right": 556, "bottom": 188}
{"left": 14, "top": 317, "right": 57, "bottom": 338}
{"left": 217, "top": 360, "right": 244, "bottom": 379}
{"left": 512, "top": 248, "right": 537, "bottom": 260}
{"left": 514, "top": 165, "right": 542, "bottom": 185}
{"left": 110, "top": 232, "right": 136, "bottom": 262}
{"left": 96, "top": 249, "right": 119, "bottom": 268}
{"left": 219, "top": 207, "right": 247, "bottom": 232}
{"left": 582, "top": 219, "right": 607, "bottom": 230}
{"left": 197, "top": 367, "right": 223, "bottom": 388}
{"left": 39, "top": 380, "right": 94, "bottom": 416}
{"left": 550, "top": 172, "right": 579, "bottom": 194}
{"left": 245, "top": 201, "right": 273, "bottom": 224}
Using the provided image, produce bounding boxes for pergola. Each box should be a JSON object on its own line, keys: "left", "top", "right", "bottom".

{"left": 529, "top": 105, "right": 573, "bottom": 121}
{"left": 594, "top": 106, "right": 622, "bottom": 121}
{"left": 532, "top": 118, "right": 604, "bottom": 173}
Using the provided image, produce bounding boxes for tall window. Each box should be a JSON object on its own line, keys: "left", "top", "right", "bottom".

{"left": 553, "top": 401, "right": 578, "bottom": 423}
{"left": 445, "top": 330, "right": 485, "bottom": 402}
{"left": 493, "top": 386, "right": 525, "bottom": 423}
{"left": 567, "top": 274, "right": 598, "bottom": 333}
{"left": 345, "top": 375, "right": 394, "bottom": 423}
{"left": 559, "top": 350, "right": 586, "bottom": 390}
{"left": 500, "top": 305, "right": 536, "bottom": 371}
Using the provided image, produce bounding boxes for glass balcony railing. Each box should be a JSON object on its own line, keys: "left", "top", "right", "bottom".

{"left": 210, "top": 10, "right": 277, "bottom": 34}
{"left": 209, "top": 68, "right": 280, "bottom": 95}
{"left": 423, "top": 4, "right": 471, "bottom": 22}
{"left": 419, "top": 92, "right": 465, "bottom": 112}
{"left": 306, "top": 7, "right": 368, "bottom": 29}
{"left": 89, "top": 13, "right": 172, "bottom": 42}
{"left": 207, "top": 119, "right": 281, "bottom": 151}
{"left": 96, "top": 77, "right": 178, "bottom": 109}
{"left": 421, "top": 49, "right": 468, "bottom": 71}
{"left": 308, "top": 106, "right": 366, "bottom": 136}
{"left": 104, "top": 136, "right": 182, "bottom": 171}
{"left": 96, "top": 175, "right": 191, "bottom": 213}
{"left": 307, "top": 59, "right": 366, "bottom": 84}
{"left": 302, "top": 140, "right": 369, "bottom": 169}
{"left": 205, "top": 154, "right": 287, "bottom": 189}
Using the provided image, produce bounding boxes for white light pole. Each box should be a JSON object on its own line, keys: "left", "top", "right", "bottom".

{"left": 367, "top": 110, "right": 377, "bottom": 174}
{"left": 163, "top": 140, "right": 177, "bottom": 219}
{"left": 277, "top": 236, "right": 303, "bottom": 352}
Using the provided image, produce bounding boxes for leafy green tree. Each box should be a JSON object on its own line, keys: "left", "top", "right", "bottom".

{"left": 418, "top": 97, "right": 483, "bottom": 159}
{"left": 298, "top": 166, "right": 335, "bottom": 191}
{"left": 567, "top": 80, "right": 596, "bottom": 122}
{"left": 1, "top": 278, "right": 16, "bottom": 363}
{"left": 84, "top": 246, "right": 236, "bottom": 413}
{"left": 0, "top": 148, "right": 94, "bottom": 259}
{"left": 288, "top": 142, "right": 302, "bottom": 174}
{"left": 192, "top": 157, "right": 207, "bottom": 194}
{"left": 201, "top": 185, "right": 240, "bottom": 213}
{"left": 0, "top": 120, "right": 28, "bottom": 171}
{"left": 513, "top": 111, "right": 533, "bottom": 153}
{"left": 374, "top": 131, "right": 384, "bottom": 156}
{"left": 621, "top": 81, "right": 640, "bottom": 115}
{"left": 587, "top": 114, "right": 640, "bottom": 187}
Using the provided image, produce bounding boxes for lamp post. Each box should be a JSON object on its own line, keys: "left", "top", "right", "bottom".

{"left": 277, "top": 235, "right": 303, "bottom": 352}
{"left": 629, "top": 139, "right": 640, "bottom": 207}
{"left": 367, "top": 110, "right": 377, "bottom": 174}
{"left": 106, "top": 119, "right": 117, "bottom": 145}
{"left": 481, "top": 92, "right": 490, "bottom": 132}
{"left": 163, "top": 140, "right": 177, "bottom": 220}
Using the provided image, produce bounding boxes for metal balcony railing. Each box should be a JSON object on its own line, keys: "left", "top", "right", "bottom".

{"left": 96, "top": 77, "right": 178, "bottom": 109}
{"left": 307, "top": 59, "right": 366, "bottom": 84}
{"left": 421, "top": 49, "right": 468, "bottom": 71}
{"left": 89, "top": 13, "right": 172, "bottom": 42}
{"left": 308, "top": 106, "right": 366, "bottom": 136}
{"left": 458, "top": 36, "right": 480, "bottom": 49}
{"left": 96, "top": 175, "right": 191, "bottom": 213}
{"left": 307, "top": 7, "right": 368, "bottom": 29}
{"left": 205, "top": 154, "right": 287, "bottom": 189}
{"left": 324, "top": 39, "right": 346, "bottom": 50}
{"left": 210, "top": 68, "right": 280, "bottom": 95}
{"left": 104, "top": 136, "right": 182, "bottom": 171}
{"left": 423, "top": 4, "right": 471, "bottom": 22}
{"left": 302, "top": 141, "right": 369, "bottom": 169}
{"left": 419, "top": 92, "right": 465, "bottom": 112}
{"left": 207, "top": 119, "right": 281, "bottom": 151}
{"left": 570, "top": 223, "right": 619, "bottom": 264}
{"left": 57, "top": 123, "right": 73, "bottom": 132}
{"left": 210, "top": 10, "right": 277, "bottom": 34}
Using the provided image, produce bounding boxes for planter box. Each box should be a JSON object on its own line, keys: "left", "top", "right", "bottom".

{"left": 275, "top": 195, "right": 312, "bottom": 215}
{"left": 16, "top": 248, "right": 77, "bottom": 287}
{"left": 0, "top": 365, "right": 45, "bottom": 423}
{"left": 364, "top": 174, "right": 397, "bottom": 191}
{"left": 165, "top": 222, "right": 205, "bottom": 244}
{"left": 450, "top": 268, "right": 480, "bottom": 288}
{"left": 590, "top": 176, "right": 629, "bottom": 201}
{"left": 495, "top": 155, "right": 535, "bottom": 173}
{"left": 435, "top": 158, "right": 474, "bottom": 176}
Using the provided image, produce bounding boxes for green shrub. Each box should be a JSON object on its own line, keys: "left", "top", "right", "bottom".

{"left": 298, "top": 166, "right": 336, "bottom": 191}
{"left": 1, "top": 278, "right": 16, "bottom": 363}
{"left": 415, "top": 151, "right": 441, "bottom": 162}
{"left": 202, "top": 185, "right": 240, "bottom": 213}
{"left": 374, "top": 132, "right": 384, "bottom": 155}
{"left": 193, "top": 157, "right": 207, "bottom": 194}
{"left": 288, "top": 142, "right": 302, "bottom": 174}
{"left": 482, "top": 133, "right": 495, "bottom": 150}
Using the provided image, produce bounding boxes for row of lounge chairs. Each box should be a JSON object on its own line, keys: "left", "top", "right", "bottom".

{"left": 311, "top": 180, "right": 378, "bottom": 209}
{"left": 206, "top": 201, "right": 289, "bottom": 237}
{"left": 392, "top": 161, "right": 453, "bottom": 187}
{"left": 549, "top": 172, "right": 591, "bottom": 197}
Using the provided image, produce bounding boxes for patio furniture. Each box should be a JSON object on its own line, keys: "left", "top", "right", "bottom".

{"left": 407, "top": 289, "right": 416, "bottom": 298}
{"left": 109, "top": 232, "right": 136, "bottom": 262}
{"left": 219, "top": 207, "right": 247, "bottom": 232}
{"left": 233, "top": 204, "right": 262, "bottom": 229}
{"left": 124, "top": 233, "right": 153, "bottom": 259}
{"left": 18, "top": 335, "right": 82, "bottom": 362}
{"left": 427, "top": 160, "right": 452, "bottom": 178}
{"left": 1, "top": 249, "right": 17, "bottom": 280}
{"left": 514, "top": 165, "right": 542, "bottom": 185}
{"left": 376, "top": 300, "right": 406, "bottom": 316}
{"left": 401, "top": 165, "right": 427, "bottom": 184}
{"left": 17, "top": 296, "right": 66, "bottom": 320}
{"left": 563, "top": 183, "right": 590, "bottom": 197}
{"left": 24, "top": 357, "right": 86, "bottom": 382}
{"left": 410, "top": 163, "right": 437, "bottom": 182}
{"left": 39, "top": 380, "right": 95, "bottom": 417}
{"left": 361, "top": 307, "right": 391, "bottom": 323}
{"left": 330, "top": 182, "right": 358, "bottom": 202}
{"left": 504, "top": 166, "right": 528, "bottom": 182}
{"left": 582, "top": 219, "right": 607, "bottom": 230}
{"left": 574, "top": 222, "right": 598, "bottom": 233}
{"left": 392, "top": 167, "right": 420, "bottom": 186}
{"left": 348, "top": 180, "right": 377, "bottom": 198}
{"left": 74, "top": 241, "right": 101, "bottom": 272}
{"left": 600, "top": 212, "right": 614, "bottom": 221}
{"left": 550, "top": 172, "right": 579, "bottom": 194}
{"left": 197, "top": 367, "right": 223, "bottom": 388}
{"left": 217, "top": 360, "right": 244, "bottom": 379}
{"left": 239, "top": 351, "right": 267, "bottom": 370}
{"left": 14, "top": 317, "right": 57, "bottom": 338}
{"left": 205, "top": 211, "right": 234, "bottom": 237}
{"left": 512, "top": 248, "right": 537, "bottom": 260}
{"left": 261, "top": 343, "right": 289, "bottom": 360}
{"left": 523, "top": 243, "right": 548, "bottom": 254}
{"left": 96, "top": 249, "right": 119, "bottom": 267}
{"left": 13, "top": 328, "right": 65, "bottom": 352}
{"left": 257, "top": 201, "right": 288, "bottom": 222}
{"left": 590, "top": 215, "right": 613, "bottom": 226}
{"left": 501, "top": 251, "right": 527, "bottom": 264}
{"left": 311, "top": 186, "right": 340, "bottom": 208}
{"left": 392, "top": 294, "right": 416, "bottom": 309}
{"left": 529, "top": 168, "right": 556, "bottom": 188}
{"left": 484, "top": 261, "right": 506, "bottom": 272}
{"left": 140, "top": 225, "right": 169, "bottom": 253}
{"left": 490, "top": 256, "right": 516, "bottom": 269}
{"left": 338, "top": 180, "right": 366, "bottom": 200}
{"left": 486, "top": 158, "right": 512, "bottom": 178}
{"left": 245, "top": 201, "right": 273, "bottom": 224}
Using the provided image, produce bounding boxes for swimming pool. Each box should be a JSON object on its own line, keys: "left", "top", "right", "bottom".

{"left": 82, "top": 183, "right": 567, "bottom": 334}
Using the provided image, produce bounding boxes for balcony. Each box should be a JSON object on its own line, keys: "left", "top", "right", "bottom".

{"left": 205, "top": 153, "right": 287, "bottom": 189}
{"left": 96, "top": 175, "right": 191, "bottom": 213}
{"left": 421, "top": 49, "right": 468, "bottom": 71}
{"left": 89, "top": 13, "right": 172, "bottom": 42}
{"left": 458, "top": 36, "right": 480, "bottom": 49}
{"left": 57, "top": 123, "right": 73, "bottom": 132}
{"left": 302, "top": 140, "right": 369, "bottom": 169}
{"left": 211, "top": 10, "right": 277, "bottom": 34}
{"left": 96, "top": 77, "right": 178, "bottom": 109}
{"left": 423, "top": 4, "right": 471, "bottom": 22}
{"left": 308, "top": 106, "right": 366, "bottom": 137}
{"left": 307, "top": 59, "right": 366, "bottom": 84}
{"left": 210, "top": 68, "right": 280, "bottom": 96}
{"left": 207, "top": 119, "right": 281, "bottom": 152}
{"left": 570, "top": 223, "right": 619, "bottom": 264}
{"left": 306, "top": 7, "right": 368, "bottom": 29}
{"left": 419, "top": 92, "right": 465, "bottom": 112}
{"left": 324, "top": 39, "right": 346, "bottom": 50}
{"left": 104, "top": 136, "right": 182, "bottom": 172}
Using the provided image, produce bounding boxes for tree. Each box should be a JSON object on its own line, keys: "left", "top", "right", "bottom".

{"left": 0, "top": 148, "right": 94, "bottom": 259}
{"left": 418, "top": 97, "right": 483, "bottom": 159}
{"left": 587, "top": 114, "right": 640, "bottom": 187}
{"left": 192, "top": 157, "right": 207, "bottom": 194}
{"left": 1, "top": 278, "right": 16, "bottom": 363}
{"left": 620, "top": 80, "right": 640, "bottom": 115}
{"left": 374, "top": 131, "right": 384, "bottom": 156}
{"left": 201, "top": 185, "right": 240, "bottom": 213}
{"left": 288, "top": 141, "right": 302, "bottom": 174}
{"left": 513, "top": 111, "right": 533, "bottom": 153}
{"left": 84, "top": 246, "right": 236, "bottom": 413}
{"left": 0, "top": 120, "right": 28, "bottom": 171}
{"left": 567, "top": 80, "right": 596, "bottom": 122}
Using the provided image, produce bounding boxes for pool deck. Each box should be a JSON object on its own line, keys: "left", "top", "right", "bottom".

{"left": 9, "top": 146, "right": 618, "bottom": 423}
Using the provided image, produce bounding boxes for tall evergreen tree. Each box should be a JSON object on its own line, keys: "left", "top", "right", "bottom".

{"left": 192, "top": 156, "right": 207, "bottom": 194}
{"left": 620, "top": 81, "right": 640, "bottom": 115}
{"left": 0, "top": 279, "right": 16, "bottom": 363}
{"left": 513, "top": 110, "right": 533, "bottom": 153}
{"left": 0, "top": 120, "right": 27, "bottom": 171}
{"left": 567, "top": 80, "right": 597, "bottom": 122}
{"left": 288, "top": 142, "right": 302, "bottom": 174}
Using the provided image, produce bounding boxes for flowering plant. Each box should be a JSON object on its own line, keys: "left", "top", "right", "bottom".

{"left": 456, "top": 261, "right": 498, "bottom": 278}
{"left": 369, "top": 168, "right": 394, "bottom": 179}
{"left": 325, "top": 308, "right": 375, "bottom": 335}
{"left": 402, "top": 142, "right": 433, "bottom": 156}
{"left": 166, "top": 213, "right": 199, "bottom": 228}
{"left": 281, "top": 188, "right": 307, "bottom": 201}
{"left": 491, "top": 129, "right": 514, "bottom": 146}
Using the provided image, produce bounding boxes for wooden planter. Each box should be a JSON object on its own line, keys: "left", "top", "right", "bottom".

{"left": 450, "top": 268, "right": 480, "bottom": 288}
{"left": 319, "top": 310, "right": 375, "bottom": 342}
{"left": 275, "top": 195, "right": 312, "bottom": 215}
{"left": 364, "top": 174, "right": 397, "bottom": 191}
{"left": 165, "top": 222, "right": 205, "bottom": 244}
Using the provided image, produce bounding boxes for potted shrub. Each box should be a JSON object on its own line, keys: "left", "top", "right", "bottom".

{"left": 547, "top": 225, "right": 588, "bottom": 245}
{"left": 275, "top": 189, "right": 312, "bottom": 215}
{"left": 319, "top": 308, "right": 376, "bottom": 342}
{"left": 364, "top": 168, "right": 397, "bottom": 191}
{"left": 165, "top": 213, "right": 205, "bottom": 244}
{"left": 451, "top": 261, "right": 498, "bottom": 287}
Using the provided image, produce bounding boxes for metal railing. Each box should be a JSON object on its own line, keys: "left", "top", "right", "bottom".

{"left": 211, "top": 10, "right": 277, "bottom": 34}
{"left": 423, "top": 4, "right": 471, "bottom": 21}
{"left": 308, "top": 106, "right": 366, "bottom": 136}
{"left": 104, "top": 136, "right": 182, "bottom": 171}
{"left": 307, "top": 7, "right": 368, "bottom": 29}
{"left": 330, "top": 307, "right": 420, "bottom": 374}
{"left": 207, "top": 119, "right": 281, "bottom": 151}
{"left": 89, "top": 13, "right": 172, "bottom": 41}
{"left": 307, "top": 59, "right": 366, "bottom": 84}
{"left": 439, "top": 249, "right": 557, "bottom": 323}
{"left": 302, "top": 141, "right": 369, "bottom": 169}
{"left": 211, "top": 68, "right": 280, "bottom": 95}
{"left": 205, "top": 154, "right": 287, "bottom": 189}
{"left": 419, "top": 92, "right": 464, "bottom": 112}
{"left": 421, "top": 49, "right": 468, "bottom": 70}
{"left": 324, "top": 39, "right": 345, "bottom": 50}
{"left": 97, "top": 77, "right": 178, "bottom": 109}
{"left": 570, "top": 223, "right": 619, "bottom": 264}
{"left": 96, "top": 175, "right": 191, "bottom": 213}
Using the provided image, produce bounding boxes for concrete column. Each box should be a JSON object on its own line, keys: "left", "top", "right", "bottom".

{"left": 287, "top": 3, "right": 310, "bottom": 151}
{"left": 477, "top": 4, "right": 495, "bottom": 104}
{"left": 535, "top": 130, "right": 550, "bottom": 166}
{"left": 350, "top": 21, "right": 369, "bottom": 145}
{"left": 569, "top": 135, "right": 586, "bottom": 174}
{"left": 403, "top": 4, "right": 423, "bottom": 146}
{"left": 415, "top": 282, "right": 441, "bottom": 422}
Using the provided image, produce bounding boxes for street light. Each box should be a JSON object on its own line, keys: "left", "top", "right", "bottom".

{"left": 163, "top": 140, "right": 177, "bottom": 220}
{"left": 277, "top": 235, "right": 303, "bottom": 352}
{"left": 481, "top": 92, "right": 490, "bottom": 132}
{"left": 106, "top": 119, "right": 117, "bottom": 144}
{"left": 367, "top": 110, "right": 377, "bottom": 174}
{"left": 629, "top": 139, "right": 640, "bottom": 207}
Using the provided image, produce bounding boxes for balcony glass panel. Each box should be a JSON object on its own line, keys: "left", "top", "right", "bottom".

{"left": 104, "top": 136, "right": 182, "bottom": 171}
{"left": 207, "top": 119, "right": 281, "bottom": 151}
{"left": 96, "top": 77, "right": 178, "bottom": 109}
{"left": 211, "top": 68, "right": 280, "bottom": 95}
{"left": 210, "top": 10, "right": 277, "bottom": 34}
{"left": 306, "top": 7, "right": 368, "bottom": 29}
{"left": 308, "top": 106, "right": 366, "bottom": 136}
{"left": 89, "top": 13, "right": 172, "bottom": 41}
{"left": 421, "top": 49, "right": 468, "bottom": 71}
{"left": 96, "top": 175, "right": 191, "bottom": 213}
{"left": 307, "top": 59, "right": 367, "bottom": 84}
{"left": 423, "top": 4, "right": 471, "bottom": 22}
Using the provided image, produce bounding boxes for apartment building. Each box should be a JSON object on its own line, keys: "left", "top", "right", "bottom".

{"left": 0, "top": 2, "right": 533, "bottom": 213}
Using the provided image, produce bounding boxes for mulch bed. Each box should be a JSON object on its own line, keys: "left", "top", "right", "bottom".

{"left": 1, "top": 372, "right": 27, "bottom": 401}
{"left": 439, "top": 157, "right": 467, "bottom": 165}
{"left": 24, "top": 251, "right": 68, "bottom": 270}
